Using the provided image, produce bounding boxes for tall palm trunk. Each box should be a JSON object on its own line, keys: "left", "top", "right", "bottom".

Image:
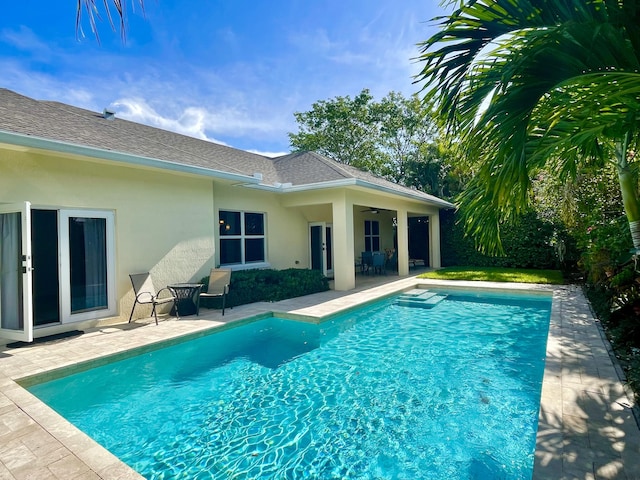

{"left": 616, "top": 133, "right": 640, "bottom": 252}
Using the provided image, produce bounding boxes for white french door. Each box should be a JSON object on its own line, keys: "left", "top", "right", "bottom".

{"left": 59, "top": 210, "right": 116, "bottom": 323}
{"left": 309, "top": 222, "right": 334, "bottom": 278}
{"left": 0, "top": 204, "right": 117, "bottom": 342}
{"left": 0, "top": 202, "right": 34, "bottom": 342}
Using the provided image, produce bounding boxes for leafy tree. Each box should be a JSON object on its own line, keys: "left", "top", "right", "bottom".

{"left": 535, "top": 164, "right": 625, "bottom": 235}
{"left": 404, "top": 139, "right": 467, "bottom": 198}
{"left": 375, "top": 92, "right": 437, "bottom": 184}
{"left": 289, "top": 89, "right": 382, "bottom": 172}
{"left": 416, "top": 0, "right": 640, "bottom": 255}
{"left": 289, "top": 89, "right": 459, "bottom": 197}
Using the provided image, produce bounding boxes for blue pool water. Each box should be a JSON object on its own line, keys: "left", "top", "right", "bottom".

{"left": 29, "top": 289, "right": 552, "bottom": 479}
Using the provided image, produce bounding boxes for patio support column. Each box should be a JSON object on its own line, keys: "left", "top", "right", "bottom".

{"left": 332, "top": 194, "right": 355, "bottom": 291}
{"left": 429, "top": 212, "right": 441, "bottom": 269}
{"left": 396, "top": 209, "right": 409, "bottom": 276}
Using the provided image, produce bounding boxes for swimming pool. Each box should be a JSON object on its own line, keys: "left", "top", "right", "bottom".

{"left": 29, "top": 288, "right": 552, "bottom": 479}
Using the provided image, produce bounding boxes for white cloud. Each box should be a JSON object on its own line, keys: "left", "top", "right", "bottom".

{"left": 0, "top": 2, "right": 445, "bottom": 153}
{"left": 112, "top": 97, "right": 228, "bottom": 144}
{"left": 1, "top": 26, "right": 51, "bottom": 54}
{"left": 246, "top": 149, "right": 289, "bottom": 158}
{"left": 289, "top": 28, "right": 342, "bottom": 54}
{"left": 111, "top": 96, "right": 292, "bottom": 149}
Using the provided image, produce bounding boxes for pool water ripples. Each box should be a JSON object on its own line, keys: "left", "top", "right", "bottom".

{"left": 29, "top": 291, "right": 551, "bottom": 479}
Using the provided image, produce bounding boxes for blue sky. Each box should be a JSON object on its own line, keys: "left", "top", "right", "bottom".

{"left": 1, "top": 1, "right": 446, "bottom": 156}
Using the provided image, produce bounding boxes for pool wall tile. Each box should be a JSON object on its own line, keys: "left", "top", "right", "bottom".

{"left": 0, "top": 277, "right": 637, "bottom": 479}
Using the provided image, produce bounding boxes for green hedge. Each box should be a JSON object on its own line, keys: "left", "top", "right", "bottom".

{"left": 440, "top": 210, "right": 562, "bottom": 269}
{"left": 199, "top": 268, "right": 330, "bottom": 309}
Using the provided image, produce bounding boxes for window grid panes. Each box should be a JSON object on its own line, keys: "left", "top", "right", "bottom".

{"left": 219, "top": 211, "right": 265, "bottom": 265}
{"left": 364, "top": 220, "right": 380, "bottom": 252}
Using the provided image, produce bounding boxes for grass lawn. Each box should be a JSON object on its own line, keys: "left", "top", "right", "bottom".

{"left": 418, "top": 266, "right": 565, "bottom": 284}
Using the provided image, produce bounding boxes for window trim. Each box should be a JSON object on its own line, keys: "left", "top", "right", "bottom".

{"left": 364, "top": 219, "right": 380, "bottom": 252}
{"left": 218, "top": 210, "right": 268, "bottom": 268}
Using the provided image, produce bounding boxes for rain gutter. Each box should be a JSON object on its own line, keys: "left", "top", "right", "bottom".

{"left": 0, "top": 130, "right": 261, "bottom": 185}
{"left": 245, "top": 178, "right": 455, "bottom": 209}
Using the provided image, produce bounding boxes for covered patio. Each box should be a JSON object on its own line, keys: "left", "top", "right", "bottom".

{"left": 281, "top": 185, "right": 451, "bottom": 291}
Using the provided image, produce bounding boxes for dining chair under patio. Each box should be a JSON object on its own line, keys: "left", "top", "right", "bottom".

{"left": 372, "top": 251, "right": 386, "bottom": 275}
{"left": 361, "top": 251, "right": 373, "bottom": 274}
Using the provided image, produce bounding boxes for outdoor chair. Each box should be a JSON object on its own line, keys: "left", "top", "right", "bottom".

{"left": 361, "top": 251, "right": 373, "bottom": 274}
{"left": 386, "top": 251, "right": 398, "bottom": 272}
{"left": 129, "top": 273, "right": 180, "bottom": 325}
{"left": 372, "top": 251, "right": 386, "bottom": 275}
{"left": 198, "top": 268, "right": 231, "bottom": 315}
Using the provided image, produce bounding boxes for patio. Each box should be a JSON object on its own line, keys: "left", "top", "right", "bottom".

{"left": 0, "top": 275, "right": 638, "bottom": 479}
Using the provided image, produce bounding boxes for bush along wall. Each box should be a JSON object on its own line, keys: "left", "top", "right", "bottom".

{"left": 440, "top": 209, "right": 561, "bottom": 269}
{"left": 199, "top": 268, "right": 330, "bottom": 310}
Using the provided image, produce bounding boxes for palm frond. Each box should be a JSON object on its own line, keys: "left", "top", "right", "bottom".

{"left": 417, "top": 0, "right": 640, "bottom": 255}
{"left": 76, "top": 0, "right": 144, "bottom": 42}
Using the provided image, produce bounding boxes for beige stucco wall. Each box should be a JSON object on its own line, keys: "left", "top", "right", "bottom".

{"left": 280, "top": 186, "right": 444, "bottom": 289}
{"left": 1, "top": 144, "right": 447, "bottom": 338}
{"left": 1, "top": 148, "right": 218, "bottom": 337}
{"left": 211, "top": 184, "right": 311, "bottom": 269}
{"left": 0, "top": 147, "right": 323, "bottom": 340}
{"left": 353, "top": 210, "right": 396, "bottom": 254}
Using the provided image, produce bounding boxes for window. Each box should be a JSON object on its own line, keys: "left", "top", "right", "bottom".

{"left": 364, "top": 220, "right": 380, "bottom": 252}
{"left": 219, "top": 210, "right": 266, "bottom": 265}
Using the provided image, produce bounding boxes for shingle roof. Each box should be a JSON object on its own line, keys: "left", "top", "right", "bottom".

{"left": 0, "top": 88, "right": 453, "bottom": 208}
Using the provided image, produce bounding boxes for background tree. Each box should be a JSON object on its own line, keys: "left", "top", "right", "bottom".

{"left": 375, "top": 92, "right": 437, "bottom": 184}
{"left": 289, "top": 89, "right": 461, "bottom": 198}
{"left": 289, "top": 89, "right": 382, "bottom": 172}
{"left": 416, "top": 0, "right": 640, "bottom": 254}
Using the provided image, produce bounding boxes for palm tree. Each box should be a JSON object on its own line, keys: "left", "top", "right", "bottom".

{"left": 416, "top": 0, "right": 640, "bottom": 255}
{"left": 76, "top": 0, "right": 144, "bottom": 42}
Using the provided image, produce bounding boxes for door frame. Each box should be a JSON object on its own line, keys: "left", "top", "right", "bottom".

{"left": 0, "top": 201, "right": 34, "bottom": 342}
{"left": 58, "top": 209, "right": 117, "bottom": 323}
{"left": 309, "top": 222, "right": 334, "bottom": 278}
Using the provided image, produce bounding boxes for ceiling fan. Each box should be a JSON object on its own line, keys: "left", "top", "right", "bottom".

{"left": 360, "top": 207, "right": 390, "bottom": 214}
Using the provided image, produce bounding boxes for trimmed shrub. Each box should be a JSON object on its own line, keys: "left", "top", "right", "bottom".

{"left": 199, "top": 268, "right": 330, "bottom": 309}
{"left": 440, "top": 209, "right": 562, "bottom": 269}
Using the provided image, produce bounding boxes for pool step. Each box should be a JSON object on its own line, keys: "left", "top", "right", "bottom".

{"left": 401, "top": 288, "right": 437, "bottom": 297}
{"left": 396, "top": 290, "right": 447, "bottom": 308}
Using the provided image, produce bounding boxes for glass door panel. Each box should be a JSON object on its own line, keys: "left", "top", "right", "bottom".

{"left": 309, "top": 223, "right": 334, "bottom": 278}
{"left": 0, "top": 202, "right": 33, "bottom": 342}
{"left": 60, "top": 210, "right": 115, "bottom": 323}
{"left": 32, "top": 210, "right": 60, "bottom": 326}
{"left": 325, "top": 225, "right": 333, "bottom": 273}
{"left": 69, "top": 217, "right": 108, "bottom": 313}
{"left": 310, "top": 224, "right": 323, "bottom": 272}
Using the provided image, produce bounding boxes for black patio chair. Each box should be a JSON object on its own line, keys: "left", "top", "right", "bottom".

{"left": 129, "top": 273, "right": 179, "bottom": 325}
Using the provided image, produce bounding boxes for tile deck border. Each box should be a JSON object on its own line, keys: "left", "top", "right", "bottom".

{"left": 0, "top": 278, "right": 637, "bottom": 479}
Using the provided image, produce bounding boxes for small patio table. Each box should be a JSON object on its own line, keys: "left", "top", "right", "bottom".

{"left": 168, "top": 283, "right": 204, "bottom": 316}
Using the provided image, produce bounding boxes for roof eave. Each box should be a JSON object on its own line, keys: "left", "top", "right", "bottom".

{"left": 243, "top": 178, "right": 455, "bottom": 208}
{"left": 0, "top": 130, "right": 261, "bottom": 185}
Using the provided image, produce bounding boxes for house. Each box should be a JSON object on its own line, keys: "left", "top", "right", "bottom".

{"left": 0, "top": 88, "right": 453, "bottom": 343}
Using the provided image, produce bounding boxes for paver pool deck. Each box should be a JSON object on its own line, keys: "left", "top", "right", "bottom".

{"left": 0, "top": 277, "right": 638, "bottom": 479}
